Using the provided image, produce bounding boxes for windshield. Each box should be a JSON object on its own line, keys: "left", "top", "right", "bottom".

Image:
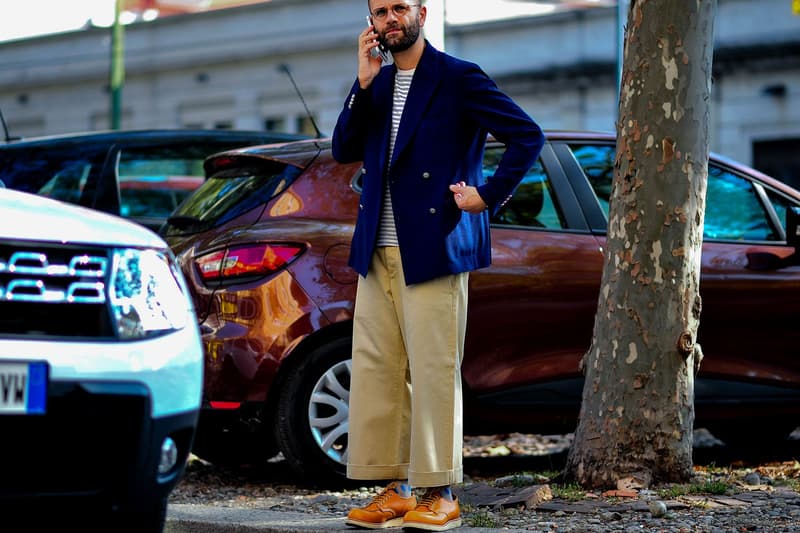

{"left": 165, "top": 159, "right": 303, "bottom": 234}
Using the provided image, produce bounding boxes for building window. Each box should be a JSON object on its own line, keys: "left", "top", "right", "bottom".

{"left": 296, "top": 115, "right": 318, "bottom": 136}
{"left": 264, "top": 117, "right": 287, "bottom": 132}
{"left": 753, "top": 138, "right": 800, "bottom": 191}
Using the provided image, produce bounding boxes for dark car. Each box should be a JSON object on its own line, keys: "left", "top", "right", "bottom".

{"left": 0, "top": 129, "right": 306, "bottom": 231}
{"left": 161, "top": 132, "right": 800, "bottom": 480}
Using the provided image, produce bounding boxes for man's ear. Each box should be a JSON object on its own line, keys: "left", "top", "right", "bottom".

{"left": 419, "top": 5, "right": 427, "bottom": 28}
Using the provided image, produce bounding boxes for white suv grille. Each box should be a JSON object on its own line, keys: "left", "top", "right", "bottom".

{"left": 1, "top": 251, "right": 108, "bottom": 303}
{"left": 0, "top": 240, "right": 113, "bottom": 337}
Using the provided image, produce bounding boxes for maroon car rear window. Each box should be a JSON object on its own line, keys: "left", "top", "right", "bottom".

{"left": 166, "top": 160, "right": 302, "bottom": 233}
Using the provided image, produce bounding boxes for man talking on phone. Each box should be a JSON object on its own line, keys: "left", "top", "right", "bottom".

{"left": 332, "top": 1, "right": 544, "bottom": 530}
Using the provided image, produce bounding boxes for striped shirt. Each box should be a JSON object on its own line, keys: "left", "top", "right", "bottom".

{"left": 377, "top": 68, "right": 415, "bottom": 247}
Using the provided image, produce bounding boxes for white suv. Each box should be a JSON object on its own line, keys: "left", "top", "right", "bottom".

{"left": 0, "top": 188, "right": 202, "bottom": 532}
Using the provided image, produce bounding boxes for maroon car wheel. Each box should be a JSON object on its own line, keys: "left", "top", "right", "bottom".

{"left": 275, "top": 337, "right": 352, "bottom": 480}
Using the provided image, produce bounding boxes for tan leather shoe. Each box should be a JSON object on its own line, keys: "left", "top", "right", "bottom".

{"left": 346, "top": 482, "right": 417, "bottom": 529}
{"left": 402, "top": 490, "right": 462, "bottom": 531}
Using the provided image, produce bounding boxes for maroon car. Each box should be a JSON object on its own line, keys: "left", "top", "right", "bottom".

{"left": 161, "top": 132, "right": 800, "bottom": 480}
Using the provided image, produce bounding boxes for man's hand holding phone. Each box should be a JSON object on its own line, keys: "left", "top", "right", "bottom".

{"left": 358, "top": 17, "right": 386, "bottom": 89}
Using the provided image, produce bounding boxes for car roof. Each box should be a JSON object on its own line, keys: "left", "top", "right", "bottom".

{"left": 206, "top": 130, "right": 620, "bottom": 162}
{"left": 203, "top": 130, "right": 800, "bottom": 199}
{"left": 0, "top": 129, "right": 307, "bottom": 149}
{"left": 203, "top": 137, "right": 329, "bottom": 174}
{"left": 209, "top": 130, "right": 615, "bottom": 155}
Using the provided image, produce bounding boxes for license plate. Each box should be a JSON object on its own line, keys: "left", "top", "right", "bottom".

{"left": 0, "top": 361, "right": 47, "bottom": 415}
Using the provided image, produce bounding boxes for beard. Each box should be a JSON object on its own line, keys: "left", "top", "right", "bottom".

{"left": 381, "top": 17, "right": 421, "bottom": 54}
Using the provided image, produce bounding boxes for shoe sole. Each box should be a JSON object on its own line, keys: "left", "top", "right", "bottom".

{"left": 346, "top": 517, "right": 406, "bottom": 529}
{"left": 402, "top": 518, "right": 462, "bottom": 531}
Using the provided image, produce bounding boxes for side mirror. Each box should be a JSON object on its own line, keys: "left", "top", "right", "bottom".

{"left": 787, "top": 206, "right": 800, "bottom": 248}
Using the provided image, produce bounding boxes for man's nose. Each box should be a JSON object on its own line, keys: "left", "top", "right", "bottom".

{"left": 384, "top": 7, "right": 399, "bottom": 22}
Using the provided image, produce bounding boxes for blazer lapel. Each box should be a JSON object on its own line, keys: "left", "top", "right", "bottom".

{"left": 390, "top": 42, "right": 442, "bottom": 168}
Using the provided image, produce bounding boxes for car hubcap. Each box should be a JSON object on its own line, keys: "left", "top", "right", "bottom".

{"left": 308, "top": 359, "right": 351, "bottom": 465}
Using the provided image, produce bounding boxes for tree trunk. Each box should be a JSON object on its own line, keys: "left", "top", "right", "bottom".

{"left": 564, "top": 0, "right": 716, "bottom": 489}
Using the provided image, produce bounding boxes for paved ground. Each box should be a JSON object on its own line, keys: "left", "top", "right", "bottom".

{"left": 166, "top": 433, "right": 800, "bottom": 532}
{"left": 166, "top": 482, "right": 800, "bottom": 532}
{"left": 166, "top": 505, "right": 365, "bottom": 532}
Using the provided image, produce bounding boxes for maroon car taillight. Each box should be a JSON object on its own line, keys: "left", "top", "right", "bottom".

{"left": 195, "top": 243, "right": 305, "bottom": 282}
{"left": 208, "top": 401, "right": 241, "bottom": 410}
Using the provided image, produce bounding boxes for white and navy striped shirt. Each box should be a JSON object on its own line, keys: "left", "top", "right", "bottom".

{"left": 377, "top": 68, "right": 415, "bottom": 247}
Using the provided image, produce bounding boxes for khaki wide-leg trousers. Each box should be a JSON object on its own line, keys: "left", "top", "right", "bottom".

{"left": 347, "top": 247, "right": 468, "bottom": 488}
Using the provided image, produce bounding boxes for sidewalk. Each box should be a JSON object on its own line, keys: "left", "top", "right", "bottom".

{"left": 165, "top": 504, "right": 521, "bottom": 533}
{"left": 166, "top": 445, "right": 800, "bottom": 533}
{"left": 166, "top": 504, "right": 367, "bottom": 532}
{"left": 165, "top": 481, "right": 800, "bottom": 533}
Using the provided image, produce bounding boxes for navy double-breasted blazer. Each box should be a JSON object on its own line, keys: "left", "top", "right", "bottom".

{"left": 332, "top": 41, "right": 544, "bottom": 286}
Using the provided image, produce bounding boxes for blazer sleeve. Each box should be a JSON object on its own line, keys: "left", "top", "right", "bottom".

{"left": 332, "top": 79, "right": 373, "bottom": 164}
{"left": 461, "top": 65, "right": 545, "bottom": 215}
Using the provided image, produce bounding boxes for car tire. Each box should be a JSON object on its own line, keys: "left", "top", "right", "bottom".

{"left": 275, "top": 337, "right": 352, "bottom": 481}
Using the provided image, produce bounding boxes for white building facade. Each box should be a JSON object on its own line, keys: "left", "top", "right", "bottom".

{"left": 0, "top": 0, "right": 798, "bottom": 184}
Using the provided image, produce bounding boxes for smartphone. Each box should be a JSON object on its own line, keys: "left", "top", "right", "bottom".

{"left": 365, "top": 15, "right": 390, "bottom": 62}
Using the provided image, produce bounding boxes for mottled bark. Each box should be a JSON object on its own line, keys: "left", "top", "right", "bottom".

{"left": 564, "top": 0, "right": 716, "bottom": 489}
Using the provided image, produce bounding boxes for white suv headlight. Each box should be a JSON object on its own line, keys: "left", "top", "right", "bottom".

{"left": 110, "top": 248, "right": 189, "bottom": 339}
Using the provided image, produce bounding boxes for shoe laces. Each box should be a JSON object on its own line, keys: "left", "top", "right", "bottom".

{"left": 370, "top": 484, "right": 399, "bottom": 506}
{"left": 416, "top": 490, "right": 441, "bottom": 510}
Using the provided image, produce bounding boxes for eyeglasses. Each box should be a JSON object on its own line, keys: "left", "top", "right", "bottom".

{"left": 370, "top": 3, "right": 420, "bottom": 21}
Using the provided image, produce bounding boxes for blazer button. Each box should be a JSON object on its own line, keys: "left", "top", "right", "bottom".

{"left": 361, "top": 168, "right": 367, "bottom": 174}
{"left": 429, "top": 208, "right": 436, "bottom": 214}
{"left": 359, "top": 204, "right": 364, "bottom": 210}
{"left": 422, "top": 172, "right": 430, "bottom": 179}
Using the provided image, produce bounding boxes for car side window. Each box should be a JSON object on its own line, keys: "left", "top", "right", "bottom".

{"left": 117, "top": 148, "right": 206, "bottom": 219}
{"left": 765, "top": 189, "right": 794, "bottom": 237}
{"left": 484, "top": 146, "right": 566, "bottom": 229}
{"left": 704, "top": 166, "right": 778, "bottom": 241}
{"left": 0, "top": 147, "right": 101, "bottom": 206}
{"left": 569, "top": 144, "right": 781, "bottom": 242}
{"left": 36, "top": 161, "right": 92, "bottom": 204}
{"left": 568, "top": 144, "right": 615, "bottom": 216}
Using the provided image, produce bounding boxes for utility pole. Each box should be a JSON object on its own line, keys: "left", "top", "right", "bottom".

{"left": 110, "top": 0, "right": 125, "bottom": 130}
